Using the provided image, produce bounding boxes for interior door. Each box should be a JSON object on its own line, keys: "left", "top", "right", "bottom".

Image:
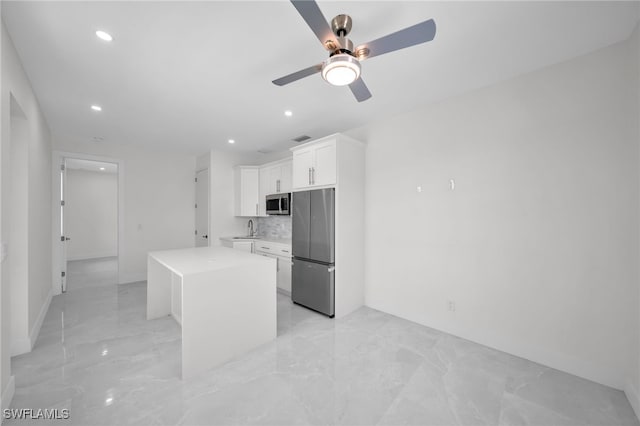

{"left": 60, "top": 159, "right": 68, "bottom": 292}
{"left": 195, "top": 169, "right": 209, "bottom": 247}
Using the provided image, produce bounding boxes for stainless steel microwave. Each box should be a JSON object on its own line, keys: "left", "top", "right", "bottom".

{"left": 265, "top": 193, "right": 291, "bottom": 215}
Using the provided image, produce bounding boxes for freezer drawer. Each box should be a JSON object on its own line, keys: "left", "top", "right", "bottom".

{"left": 291, "top": 258, "right": 335, "bottom": 317}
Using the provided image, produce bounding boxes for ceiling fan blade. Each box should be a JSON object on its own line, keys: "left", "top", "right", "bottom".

{"left": 290, "top": 0, "right": 339, "bottom": 50}
{"left": 272, "top": 64, "right": 323, "bottom": 86}
{"left": 349, "top": 78, "right": 372, "bottom": 102}
{"left": 356, "top": 19, "right": 436, "bottom": 60}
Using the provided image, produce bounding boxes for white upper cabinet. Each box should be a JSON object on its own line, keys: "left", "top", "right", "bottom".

{"left": 234, "top": 166, "right": 260, "bottom": 217}
{"left": 291, "top": 137, "right": 337, "bottom": 190}
{"left": 292, "top": 148, "right": 314, "bottom": 189}
{"left": 258, "top": 167, "right": 269, "bottom": 217}
{"left": 262, "top": 160, "right": 293, "bottom": 194}
{"left": 257, "top": 159, "right": 292, "bottom": 216}
{"left": 280, "top": 162, "right": 292, "bottom": 193}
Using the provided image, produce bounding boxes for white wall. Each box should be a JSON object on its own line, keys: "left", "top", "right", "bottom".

{"left": 348, "top": 33, "right": 639, "bottom": 390}
{"left": 630, "top": 23, "right": 640, "bottom": 420}
{"left": 52, "top": 141, "right": 195, "bottom": 286}
{"left": 0, "top": 19, "right": 52, "bottom": 408}
{"left": 8, "top": 98, "right": 28, "bottom": 357}
{"left": 65, "top": 169, "right": 118, "bottom": 260}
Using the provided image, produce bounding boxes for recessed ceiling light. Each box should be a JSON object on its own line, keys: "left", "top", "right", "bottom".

{"left": 228, "top": 139, "right": 235, "bottom": 144}
{"left": 284, "top": 110, "right": 293, "bottom": 117}
{"left": 91, "top": 105, "right": 102, "bottom": 112}
{"left": 99, "top": 167, "right": 105, "bottom": 171}
{"left": 95, "top": 30, "right": 113, "bottom": 42}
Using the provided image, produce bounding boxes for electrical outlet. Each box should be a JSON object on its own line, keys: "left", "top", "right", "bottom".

{"left": 447, "top": 300, "right": 456, "bottom": 312}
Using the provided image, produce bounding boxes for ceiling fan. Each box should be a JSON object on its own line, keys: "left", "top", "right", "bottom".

{"left": 272, "top": 0, "right": 437, "bottom": 102}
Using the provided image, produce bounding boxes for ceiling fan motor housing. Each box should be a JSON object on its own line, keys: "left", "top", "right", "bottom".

{"left": 331, "top": 14, "right": 352, "bottom": 37}
{"left": 331, "top": 37, "right": 354, "bottom": 56}
{"left": 327, "top": 14, "right": 357, "bottom": 57}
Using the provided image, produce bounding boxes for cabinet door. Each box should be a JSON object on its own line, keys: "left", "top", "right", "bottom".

{"left": 268, "top": 166, "right": 281, "bottom": 194}
{"left": 277, "top": 257, "right": 292, "bottom": 293}
{"left": 279, "top": 161, "right": 293, "bottom": 193}
{"left": 258, "top": 167, "right": 270, "bottom": 216}
{"left": 292, "top": 148, "right": 314, "bottom": 189}
{"left": 234, "top": 241, "right": 254, "bottom": 253}
{"left": 312, "top": 142, "right": 336, "bottom": 187}
{"left": 240, "top": 168, "right": 259, "bottom": 216}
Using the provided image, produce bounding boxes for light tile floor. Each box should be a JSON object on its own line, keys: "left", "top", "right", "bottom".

{"left": 8, "top": 282, "right": 639, "bottom": 425}
{"left": 66, "top": 257, "right": 118, "bottom": 291}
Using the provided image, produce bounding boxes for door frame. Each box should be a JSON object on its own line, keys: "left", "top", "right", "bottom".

{"left": 51, "top": 151, "right": 125, "bottom": 295}
{"left": 195, "top": 167, "right": 210, "bottom": 247}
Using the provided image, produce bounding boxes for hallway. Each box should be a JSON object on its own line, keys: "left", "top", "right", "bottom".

{"left": 66, "top": 257, "right": 118, "bottom": 292}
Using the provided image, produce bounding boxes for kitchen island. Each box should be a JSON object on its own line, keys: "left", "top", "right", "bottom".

{"left": 147, "top": 246, "right": 276, "bottom": 379}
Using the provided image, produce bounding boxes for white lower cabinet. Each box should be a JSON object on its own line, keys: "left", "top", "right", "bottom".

{"left": 220, "top": 239, "right": 254, "bottom": 253}
{"left": 254, "top": 241, "right": 292, "bottom": 293}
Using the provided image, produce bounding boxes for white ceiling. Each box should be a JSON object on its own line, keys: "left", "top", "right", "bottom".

{"left": 3, "top": 1, "right": 639, "bottom": 155}
{"left": 65, "top": 158, "right": 118, "bottom": 174}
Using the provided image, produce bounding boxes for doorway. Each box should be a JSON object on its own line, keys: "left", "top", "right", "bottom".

{"left": 195, "top": 168, "right": 209, "bottom": 247}
{"left": 60, "top": 158, "right": 119, "bottom": 292}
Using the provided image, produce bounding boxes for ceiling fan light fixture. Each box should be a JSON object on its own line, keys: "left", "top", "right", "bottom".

{"left": 321, "top": 54, "right": 361, "bottom": 86}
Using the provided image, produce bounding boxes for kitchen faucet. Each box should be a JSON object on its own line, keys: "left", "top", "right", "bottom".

{"left": 247, "top": 219, "right": 254, "bottom": 237}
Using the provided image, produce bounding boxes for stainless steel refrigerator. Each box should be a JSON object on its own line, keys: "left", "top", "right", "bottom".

{"left": 291, "top": 188, "right": 335, "bottom": 317}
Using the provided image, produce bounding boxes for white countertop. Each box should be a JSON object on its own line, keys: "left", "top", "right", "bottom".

{"left": 220, "top": 236, "right": 292, "bottom": 245}
{"left": 149, "top": 246, "right": 273, "bottom": 277}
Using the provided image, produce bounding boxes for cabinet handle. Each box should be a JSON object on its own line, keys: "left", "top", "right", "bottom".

{"left": 308, "top": 168, "right": 312, "bottom": 185}
{"left": 256, "top": 203, "right": 258, "bottom": 215}
{"left": 311, "top": 167, "right": 315, "bottom": 185}
{"left": 277, "top": 179, "right": 280, "bottom": 193}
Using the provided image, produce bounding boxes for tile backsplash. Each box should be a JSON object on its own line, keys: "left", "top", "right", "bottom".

{"left": 257, "top": 216, "right": 291, "bottom": 239}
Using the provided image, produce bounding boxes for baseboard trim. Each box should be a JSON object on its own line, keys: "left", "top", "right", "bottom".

{"left": 29, "top": 288, "right": 53, "bottom": 349}
{"left": 276, "top": 288, "right": 291, "bottom": 296}
{"left": 625, "top": 381, "right": 640, "bottom": 421}
{"left": 1, "top": 375, "right": 15, "bottom": 415}
{"left": 10, "top": 336, "right": 31, "bottom": 357}
{"left": 365, "top": 300, "right": 622, "bottom": 389}
{"left": 67, "top": 252, "right": 117, "bottom": 261}
{"left": 119, "top": 272, "right": 146, "bottom": 285}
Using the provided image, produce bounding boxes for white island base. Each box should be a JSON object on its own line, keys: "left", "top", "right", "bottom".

{"left": 147, "top": 247, "right": 276, "bottom": 380}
